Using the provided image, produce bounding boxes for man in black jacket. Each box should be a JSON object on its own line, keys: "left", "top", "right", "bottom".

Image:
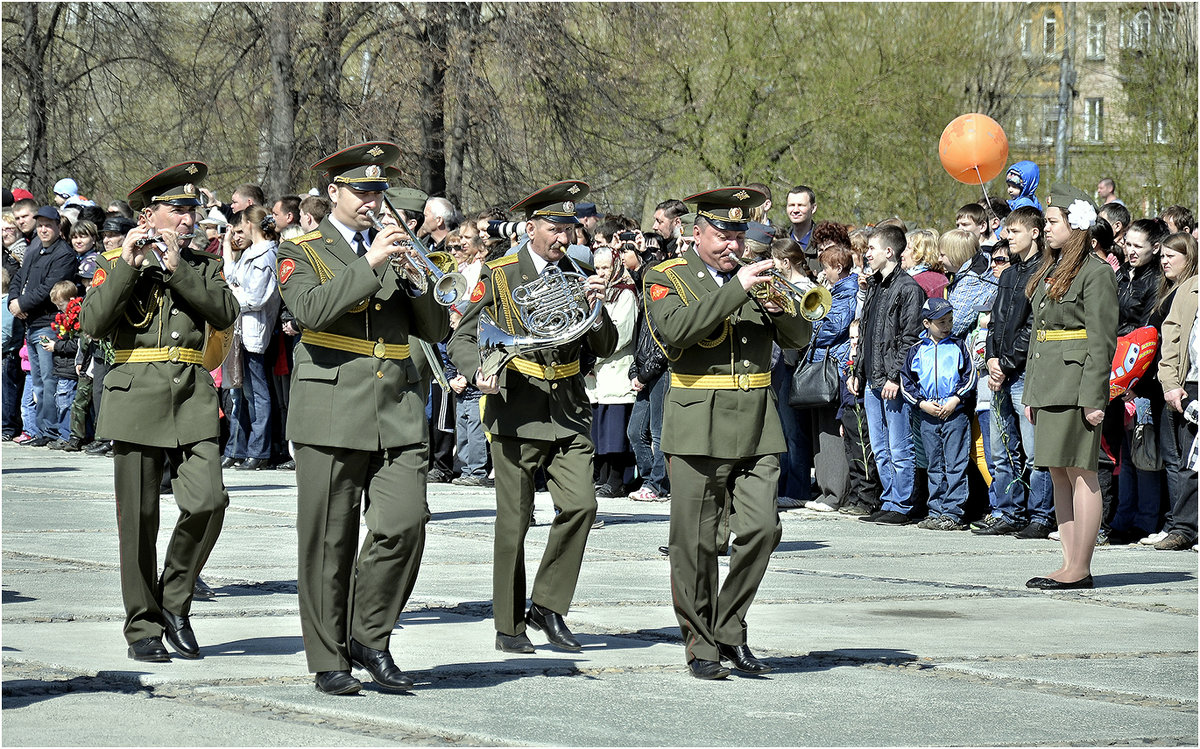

{"left": 853, "top": 225, "right": 924, "bottom": 525}
{"left": 8, "top": 206, "right": 77, "bottom": 446}
{"left": 980, "top": 207, "right": 1054, "bottom": 538}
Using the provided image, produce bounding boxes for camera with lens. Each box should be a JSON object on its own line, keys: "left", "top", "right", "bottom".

{"left": 485, "top": 220, "right": 529, "bottom": 240}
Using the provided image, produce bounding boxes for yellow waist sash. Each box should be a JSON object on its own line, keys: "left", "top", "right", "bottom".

{"left": 671, "top": 372, "right": 772, "bottom": 391}
{"left": 301, "top": 330, "right": 411, "bottom": 360}
{"left": 1036, "top": 328, "right": 1087, "bottom": 342}
{"left": 112, "top": 346, "right": 204, "bottom": 365}
{"left": 506, "top": 358, "right": 580, "bottom": 380}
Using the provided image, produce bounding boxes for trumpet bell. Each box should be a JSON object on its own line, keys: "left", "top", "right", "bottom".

{"left": 477, "top": 307, "right": 542, "bottom": 378}
{"left": 434, "top": 273, "right": 469, "bottom": 307}
{"left": 800, "top": 285, "right": 832, "bottom": 322}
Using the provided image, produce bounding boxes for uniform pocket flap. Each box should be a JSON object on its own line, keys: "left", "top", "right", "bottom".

{"left": 1063, "top": 348, "right": 1087, "bottom": 365}
{"left": 104, "top": 369, "right": 134, "bottom": 391}
{"left": 297, "top": 364, "right": 339, "bottom": 383}
{"left": 671, "top": 389, "right": 710, "bottom": 408}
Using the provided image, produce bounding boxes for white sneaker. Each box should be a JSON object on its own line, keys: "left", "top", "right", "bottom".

{"left": 1139, "top": 531, "right": 1169, "bottom": 546}
{"left": 1048, "top": 530, "right": 1061, "bottom": 541}
{"left": 776, "top": 496, "right": 805, "bottom": 509}
{"left": 804, "top": 500, "right": 837, "bottom": 512}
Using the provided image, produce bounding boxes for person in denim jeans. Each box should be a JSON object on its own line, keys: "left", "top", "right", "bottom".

{"left": 901, "top": 299, "right": 977, "bottom": 529}
{"left": 627, "top": 289, "right": 670, "bottom": 500}
{"left": 853, "top": 225, "right": 924, "bottom": 525}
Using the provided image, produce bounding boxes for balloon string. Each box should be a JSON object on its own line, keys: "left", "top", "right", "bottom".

{"left": 974, "top": 165, "right": 993, "bottom": 218}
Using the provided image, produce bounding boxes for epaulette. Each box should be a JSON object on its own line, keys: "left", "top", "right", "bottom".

{"left": 292, "top": 229, "right": 323, "bottom": 244}
{"left": 652, "top": 257, "right": 687, "bottom": 271}
{"left": 102, "top": 247, "right": 122, "bottom": 261}
{"left": 486, "top": 255, "right": 519, "bottom": 269}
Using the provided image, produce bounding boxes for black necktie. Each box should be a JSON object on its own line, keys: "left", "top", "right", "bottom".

{"left": 353, "top": 233, "right": 368, "bottom": 257}
{"left": 718, "top": 271, "right": 735, "bottom": 285}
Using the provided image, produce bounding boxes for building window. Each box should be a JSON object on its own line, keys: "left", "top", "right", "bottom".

{"left": 1014, "top": 114, "right": 1027, "bottom": 144}
{"left": 1146, "top": 115, "right": 1168, "bottom": 144}
{"left": 1086, "top": 98, "right": 1104, "bottom": 142}
{"left": 1086, "top": 11, "right": 1106, "bottom": 59}
{"left": 1043, "top": 115, "right": 1059, "bottom": 145}
{"left": 1021, "top": 19, "right": 1033, "bottom": 56}
{"left": 1123, "top": 9, "right": 1152, "bottom": 49}
{"left": 1043, "top": 14, "right": 1057, "bottom": 56}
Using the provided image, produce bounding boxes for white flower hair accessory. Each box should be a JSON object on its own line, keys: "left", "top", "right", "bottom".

{"left": 1067, "top": 199, "right": 1097, "bottom": 231}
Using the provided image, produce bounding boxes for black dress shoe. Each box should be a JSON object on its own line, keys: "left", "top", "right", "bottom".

{"left": 162, "top": 610, "right": 200, "bottom": 658}
{"left": 238, "top": 457, "right": 267, "bottom": 470}
{"left": 193, "top": 576, "right": 216, "bottom": 600}
{"left": 348, "top": 639, "right": 414, "bottom": 692}
{"left": 128, "top": 636, "right": 171, "bottom": 663}
{"left": 220, "top": 456, "right": 243, "bottom": 469}
{"left": 85, "top": 440, "right": 112, "bottom": 456}
{"left": 659, "top": 545, "right": 670, "bottom": 556}
{"left": 717, "top": 643, "right": 773, "bottom": 674}
{"left": 276, "top": 459, "right": 296, "bottom": 471}
{"left": 315, "top": 670, "right": 362, "bottom": 695}
{"left": 525, "top": 603, "right": 581, "bottom": 651}
{"left": 1026, "top": 574, "right": 1094, "bottom": 590}
{"left": 495, "top": 631, "right": 536, "bottom": 654}
{"left": 687, "top": 658, "right": 730, "bottom": 680}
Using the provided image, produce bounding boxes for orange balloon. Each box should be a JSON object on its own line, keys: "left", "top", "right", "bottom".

{"left": 939, "top": 113, "right": 1009, "bottom": 185}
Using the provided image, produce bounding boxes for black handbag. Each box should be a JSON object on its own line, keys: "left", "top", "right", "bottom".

{"left": 788, "top": 325, "right": 840, "bottom": 408}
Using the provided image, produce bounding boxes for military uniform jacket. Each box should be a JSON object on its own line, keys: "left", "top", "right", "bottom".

{"left": 277, "top": 218, "right": 450, "bottom": 451}
{"left": 642, "top": 252, "right": 811, "bottom": 459}
{"left": 79, "top": 246, "right": 239, "bottom": 447}
{"left": 447, "top": 245, "right": 617, "bottom": 441}
{"left": 1023, "top": 253, "right": 1119, "bottom": 412}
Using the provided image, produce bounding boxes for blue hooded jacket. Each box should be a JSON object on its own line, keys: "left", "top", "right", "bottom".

{"left": 1005, "top": 160, "right": 1041, "bottom": 211}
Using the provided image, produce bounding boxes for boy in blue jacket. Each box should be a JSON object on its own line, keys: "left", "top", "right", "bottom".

{"left": 900, "top": 298, "right": 977, "bottom": 530}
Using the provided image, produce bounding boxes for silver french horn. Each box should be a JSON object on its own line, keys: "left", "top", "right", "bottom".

{"left": 477, "top": 244, "right": 605, "bottom": 379}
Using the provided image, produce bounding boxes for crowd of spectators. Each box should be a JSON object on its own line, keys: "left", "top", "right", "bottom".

{"left": 3, "top": 169, "right": 1196, "bottom": 553}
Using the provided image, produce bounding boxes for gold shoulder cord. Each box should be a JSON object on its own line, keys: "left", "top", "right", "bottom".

{"left": 301, "top": 240, "right": 367, "bottom": 314}
{"left": 124, "top": 284, "right": 162, "bottom": 330}
{"left": 491, "top": 267, "right": 518, "bottom": 334}
{"left": 664, "top": 267, "right": 730, "bottom": 349}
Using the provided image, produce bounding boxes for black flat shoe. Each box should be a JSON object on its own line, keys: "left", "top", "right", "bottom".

{"left": 495, "top": 631, "right": 535, "bottom": 654}
{"left": 193, "top": 576, "right": 216, "bottom": 600}
{"left": 315, "top": 670, "right": 362, "bottom": 695}
{"left": 162, "top": 610, "right": 200, "bottom": 659}
{"left": 687, "top": 658, "right": 730, "bottom": 680}
{"left": 1026, "top": 575, "right": 1093, "bottom": 590}
{"left": 128, "top": 636, "right": 170, "bottom": 663}
{"left": 220, "top": 457, "right": 242, "bottom": 469}
{"left": 717, "top": 643, "right": 773, "bottom": 674}
{"left": 526, "top": 603, "right": 581, "bottom": 651}
{"left": 238, "top": 457, "right": 267, "bottom": 471}
{"left": 349, "top": 639, "right": 413, "bottom": 692}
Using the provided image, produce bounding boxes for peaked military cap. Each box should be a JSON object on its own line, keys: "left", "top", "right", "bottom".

{"left": 510, "top": 180, "right": 589, "bottom": 224}
{"left": 684, "top": 186, "right": 766, "bottom": 232}
{"left": 679, "top": 212, "right": 696, "bottom": 235}
{"left": 312, "top": 141, "right": 399, "bottom": 193}
{"left": 127, "top": 162, "right": 207, "bottom": 212}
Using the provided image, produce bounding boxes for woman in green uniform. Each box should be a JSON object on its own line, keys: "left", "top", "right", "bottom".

{"left": 1022, "top": 184, "right": 1118, "bottom": 590}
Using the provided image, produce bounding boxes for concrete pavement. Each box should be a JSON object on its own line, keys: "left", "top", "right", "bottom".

{"left": 2, "top": 443, "right": 1196, "bottom": 745}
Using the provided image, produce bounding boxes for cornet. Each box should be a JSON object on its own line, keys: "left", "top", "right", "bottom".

{"left": 364, "top": 209, "right": 468, "bottom": 307}
{"left": 737, "top": 256, "right": 831, "bottom": 322}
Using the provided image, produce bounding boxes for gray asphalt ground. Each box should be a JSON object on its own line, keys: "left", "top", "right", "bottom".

{"left": 2, "top": 443, "right": 1197, "bottom": 746}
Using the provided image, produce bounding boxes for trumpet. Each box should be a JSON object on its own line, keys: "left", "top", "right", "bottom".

{"left": 737, "top": 256, "right": 831, "bottom": 322}
{"left": 365, "top": 206, "right": 468, "bottom": 307}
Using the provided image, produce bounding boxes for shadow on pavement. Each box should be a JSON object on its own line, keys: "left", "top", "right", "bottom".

{"left": 413, "top": 657, "right": 587, "bottom": 690}
{"left": 202, "top": 635, "right": 304, "bottom": 657}
{"left": 216, "top": 580, "right": 298, "bottom": 597}
{"left": 3, "top": 589, "right": 36, "bottom": 604}
{"left": 2, "top": 671, "right": 155, "bottom": 709}
{"left": 1095, "top": 570, "right": 1196, "bottom": 588}
{"left": 765, "top": 648, "right": 921, "bottom": 674}
{"left": 775, "top": 540, "right": 830, "bottom": 553}
{"left": 3, "top": 466, "right": 80, "bottom": 474}
{"left": 431, "top": 508, "right": 497, "bottom": 521}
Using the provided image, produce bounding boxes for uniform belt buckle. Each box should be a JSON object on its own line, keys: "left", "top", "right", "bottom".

{"left": 543, "top": 363, "right": 556, "bottom": 380}
{"left": 1036, "top": 330, "right": 1047, "bottom": 342}
{"left": 737, "top": 373, "right": 751, "bottom": 391}
{"left": 167, "top": 346, "right": 181, "bottom": 363}
{"left": 373, "top": 341, "right": 387, "bottom": 358}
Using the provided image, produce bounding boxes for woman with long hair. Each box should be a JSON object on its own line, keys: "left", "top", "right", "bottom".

{"left": 1022, "top": 185, "right": 1119, "bottom": 589}
{"left": 221, "top": 206, "right": 281, "bottom": 471}
{"left": 902, "top": 229, "right": 947, "bottom": 299}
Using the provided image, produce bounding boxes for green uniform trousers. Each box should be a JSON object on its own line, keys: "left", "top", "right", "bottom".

{"left": 294, "top": 442, "right": 429, "bottom": 673}
{"left": 112, "top": 439, "right": 228, "bottom": 644}
{"left": 667, "top": 453, "right": 781, "bottom": 663}
{"left": 491, "top": 433, "right": 598, "bottom": 636}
